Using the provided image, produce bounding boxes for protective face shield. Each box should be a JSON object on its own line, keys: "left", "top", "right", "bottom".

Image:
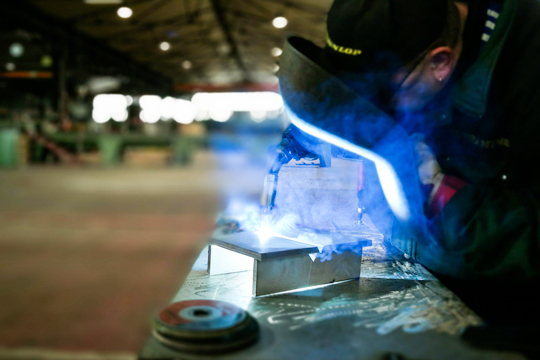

{"left": 279, "top": 36, "right": 428, "bottom": 240}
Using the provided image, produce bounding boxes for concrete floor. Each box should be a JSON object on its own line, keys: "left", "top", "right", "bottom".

{"left": 0, "top": 151, "right": 267, "bottom": 358}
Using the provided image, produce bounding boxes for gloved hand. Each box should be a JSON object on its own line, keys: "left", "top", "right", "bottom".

{"left": 411, "top": 133, "right": 467, "bottom": 217}
{"left": 413, "top": 134, "right": 444, "bottom": 188}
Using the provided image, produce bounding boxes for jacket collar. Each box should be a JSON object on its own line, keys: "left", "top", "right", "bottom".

{"left": 452, "top": 0, "right": 517, "bottom": 118}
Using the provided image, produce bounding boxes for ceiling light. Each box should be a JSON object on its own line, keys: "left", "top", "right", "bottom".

{"left": 84, "top": 0, "right": 123, "bottom": 4}
{"left": 182, "top": 60, "right": 192, "bottom": 70}
{"left": 272, "top": 16, "right": 288, "bottom": 29}
{"left": 117, "top": 7, "right": 133, "bottom": 18}
{"left": 9, "top": 43, "right": 24, "bottom": 58}
{"left": 5, "top": 63, "right": 15, "bottom": 71}
{"left": 159, "top": 42, "right": 170, "bottom": 51}
{"left": 272, "top": 64, "right": 279, "bottom": 72}
{"left": 41, "top": 55, "right": 53, "bottom": 67}
{"left": 271, "top": 47, "right": 282, "bottom": 57}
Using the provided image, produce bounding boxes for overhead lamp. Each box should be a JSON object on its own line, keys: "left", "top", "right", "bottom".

{"left": 5, "top": 63, "right": 16, "bottom": 71}
{"left": 272, "top": 16, "right": 288, "bottom": 29}
{"left": 117, "top": 7, "right": 133, "bottom": 18}
{"left": 272, "top": 64, "right": 279, "bottom": 73}
{"left": 9, "top": 43, "right": 24, "bottom": 58}
{"left": 271, "top": 47, "right": 282, "bottom": 57}
{"left": 182, "top": 60, "right": 192, "bottom": 70}
{"left": 160, "top": 42, "right": 171, "bottom": 51}
{"left": 41, "top": 55, "right": 53, "bottom": 67}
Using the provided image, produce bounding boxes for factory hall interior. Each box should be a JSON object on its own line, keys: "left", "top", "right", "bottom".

{"left": 2, "top": 0, "right": 540, "bottom": 359}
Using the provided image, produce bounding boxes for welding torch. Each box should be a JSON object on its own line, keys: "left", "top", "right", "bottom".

{"left": 260, "top": 146, "right": 289, "bottom": 225}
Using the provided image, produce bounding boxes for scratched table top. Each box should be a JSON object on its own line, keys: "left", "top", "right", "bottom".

{"left": 138, "top": 242, "right": 525, "bottom": 360}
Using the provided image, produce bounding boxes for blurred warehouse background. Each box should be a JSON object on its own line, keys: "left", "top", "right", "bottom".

{"left": 0, "top": 0, "right": 330, "bottom": 358}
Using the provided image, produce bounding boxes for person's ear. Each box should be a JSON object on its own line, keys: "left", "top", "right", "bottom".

{"left": 428, "top": 47, "right": 455, "bottom": 83}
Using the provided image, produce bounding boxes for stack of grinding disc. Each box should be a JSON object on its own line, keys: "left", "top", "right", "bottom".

{"left": 152, "top": 300, "right": 259, "bottom": 354}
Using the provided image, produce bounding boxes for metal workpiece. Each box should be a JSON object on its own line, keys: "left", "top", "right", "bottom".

{"left": 253, "top": 249, "right": 362, "bottom": 296}
{"left": 209, "top": 227, "right": 373, "bottom": 296}
{"left": 210, "top": 229, "right": 317, "bottom": 261}
{"left": 138, "top": 248, "right": 525, "bottom": 360}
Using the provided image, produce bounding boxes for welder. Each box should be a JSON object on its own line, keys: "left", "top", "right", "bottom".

{"left": 277, "top": 0, "right": 540, "bottom": 327}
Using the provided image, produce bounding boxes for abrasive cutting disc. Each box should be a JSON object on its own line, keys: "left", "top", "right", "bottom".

{"left": 152, "top": 300, "right": 259, "bottom": 353}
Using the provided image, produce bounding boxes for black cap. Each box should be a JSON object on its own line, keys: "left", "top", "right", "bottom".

{"left": 324, "top": 0, "right": 449, "bottom": 74}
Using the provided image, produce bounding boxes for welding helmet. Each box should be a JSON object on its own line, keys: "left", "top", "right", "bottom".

{"left": 276, "top": 0, "right": 449, "bottom": 241}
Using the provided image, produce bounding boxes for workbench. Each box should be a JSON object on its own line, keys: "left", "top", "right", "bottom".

{"left": 138, "top": 234, "right": 526, "bottom": 360}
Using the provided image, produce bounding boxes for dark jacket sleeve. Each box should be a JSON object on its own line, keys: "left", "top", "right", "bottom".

{"left": 411, "top": 0, "right": 540, "bottom": 281}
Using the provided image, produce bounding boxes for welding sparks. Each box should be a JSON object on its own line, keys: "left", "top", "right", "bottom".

{"left": 255, "top": 223, "right": 275, "bottom": 242}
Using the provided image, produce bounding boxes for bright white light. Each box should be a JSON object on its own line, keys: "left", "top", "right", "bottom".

{"left": 140, "top": 109, "right": 160, "bottom": 123}
{"left": 272, "top": 64, "right": 279, "bottom": 72}
{"left": 5, "top": 63, "right": 15, "bottom": 71}
{"left": 117, "top": 7, "right": 133, "bottom": 18}
{"left": 182, "top": 60, "right": 192, "bottom": 70}
{"left": 139, "top": 95, "right": 161, "bottom": 109}
{"left": 272, "top": 16, "right": 288, "bottom": 29}
{"left": 209, "top": 109, "right": 233, "bottom": 122}
{"left": 173, "top": 99, "right": 197, "bottom": 124}
{"left": 159, "top": 42, "right": 170, "bottom": 51}
{"left": 160, "top": 96, "right": 175, "bottom": 120}
{"left": 285, "top": 105, "right": 411, "bottom": 222}
{"left": 92, "top": 108, "right": 110, "bottom": 123}
{"left": 191, "top": 92, "right": 283, "bottom": 112}
{"left": 195, "top": 109, "right": 209, "bottom": 121}
{"left": 112, "top": 110, "right": 128, "bottom": 122}
{"left": 271, "top": 47, "right": 282, "bottom": 57}
{"left": 250, "top": 110, "right": 266, "bottom": 122}
{"left": 256, "top": 225, "right": 274, "bottom": 242}
{"left": 92, "top": 94, "right": 129, "bottom": 123}
{"left": 93, "top": 94, "right": 128, "bottom": 109}
{"left": 9, "top": 43, "right": 24, "bottom": 58}
{"left": 139, "top": 95, "right": 163, "bottom": 123}
{"left": 125, "top": 95, "right": 133, "bottom": 106}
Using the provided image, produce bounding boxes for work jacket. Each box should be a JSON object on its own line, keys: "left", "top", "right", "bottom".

{"left": 391, "top": 0, "right": 540, "bottom": 284}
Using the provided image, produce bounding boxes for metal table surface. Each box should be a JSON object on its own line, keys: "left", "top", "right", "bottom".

{"left": 138, "top": 244, "right": 526, "bottom": 360}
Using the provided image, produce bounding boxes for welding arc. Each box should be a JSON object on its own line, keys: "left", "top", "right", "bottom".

{"left": 152, "top": 300, "right": 259, "bottom": 354}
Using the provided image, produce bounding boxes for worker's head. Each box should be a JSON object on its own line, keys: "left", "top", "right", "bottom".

{"left": 324, "top": 0, "right": 465, "bottom": 113}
